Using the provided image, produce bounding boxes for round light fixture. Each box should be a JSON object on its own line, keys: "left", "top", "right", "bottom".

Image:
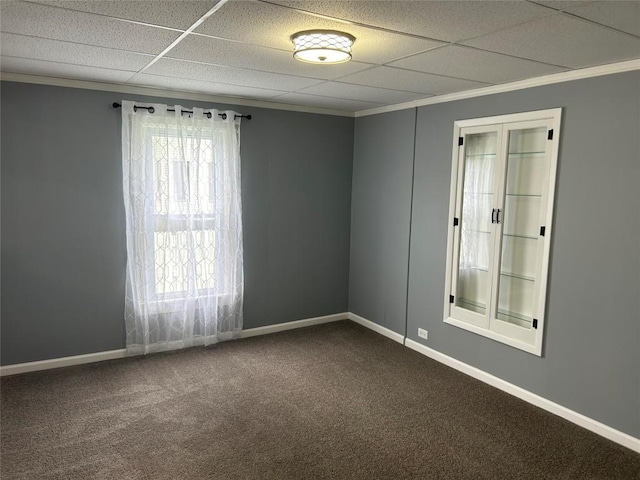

{"left": 291, "top": 30, "right": 356, "bottom": 64}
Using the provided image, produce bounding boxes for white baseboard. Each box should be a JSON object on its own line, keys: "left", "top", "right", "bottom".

{"left": 240, "top": 312, "right": 348, "bottom": 339}
{"left": 0, "top": 313, "right": 349, "bottom": 377}
{"left": 347, "top": 312, "right": 406, "bottom": 344}
{"left": 404, "top": 338, "right": 640, "bottom": 454}
{"left": 0, "top": 349, "right": 128, "bottom": 377}
{"left": 3, "top": 311, "right": 638, "bottom": 454}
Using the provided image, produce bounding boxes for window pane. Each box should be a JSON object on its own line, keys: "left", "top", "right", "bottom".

{"left": 194, "top": 229, "right": 216, "bottom": 291}
{"left": 170, "top": 161, "right": 187, "bottom": 203}
{"left": 154, "top": 229, "right": 218, "bottom": 295}
{"left": 150, "top": 127, "right": 222, "bottom": 297}
{"left": 154, "top": 231, "right": 190, "bottom": 295}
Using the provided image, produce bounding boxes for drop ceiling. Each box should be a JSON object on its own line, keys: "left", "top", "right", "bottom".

{"left": 1, "top": 0, "right": 639, "bottom": 114}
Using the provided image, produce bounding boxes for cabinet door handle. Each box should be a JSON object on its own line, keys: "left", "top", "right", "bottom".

{"left": 491, "top": 208, "right": 496, "bottom": 224}
{"left": 496, "top": 209, "right": 501, "bottom": 224}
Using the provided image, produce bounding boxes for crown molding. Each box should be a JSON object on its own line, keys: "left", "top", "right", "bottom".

{"left": 0, "top": 72, "right": 356, "bottom": 117}
{"left": 355, "top": 58, "right": 640, "bottom": 117}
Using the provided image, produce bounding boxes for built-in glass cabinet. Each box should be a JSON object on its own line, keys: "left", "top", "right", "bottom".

{"left": 444, "top": 109, "right": 562, "bottom": 355}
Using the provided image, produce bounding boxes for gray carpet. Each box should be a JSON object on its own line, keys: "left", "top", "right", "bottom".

{"left": 1, "top": 320, "right": 639, "bottom": 479}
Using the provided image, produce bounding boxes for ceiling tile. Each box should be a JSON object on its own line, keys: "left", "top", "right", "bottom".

{"left": 167, "top": 34, "right": 372, "bottom": 80}
{"left": 144, "top": 58, "right": 323, "bottom": 91}
{"left": 336, "top": 65, "right": 490, "bottom": 95}
{"left": 0, "top": 56, "right": 135, "bottom": 83}
{"left": 132, "top": 74, "right": 287, "bottom": 100}
{"left": 1, "top": 33, "right": 153, "bottom": 72}
{"left": 389, "top": 45, "right": 568, "bottom": 84}
{"left": 271, "top": 0, "right": 552, "bottom": 42}
{"left": 0, "top": 2, "right": 180, "bottom": 55}
{"left": 269, "top": 92, "right": 383, "bottom": 111}
{"left": 195, "top": 0, "right": 444, "bottom": 64}
{"left": 298, "top": 82, "right": 426, "bottom": 104}
{"left": 564, "top": 1, "right": 640, "bottom": 37}
{"left": 31, "top": 0, "right": 217, "bottom": 30}
{"left": 463, "top": 13, "right": 640, "bottom": 68}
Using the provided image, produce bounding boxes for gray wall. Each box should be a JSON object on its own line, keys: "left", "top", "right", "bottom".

{"left": 3, "top": 71, "right": 639, "bottom": 438}
{"left": 349, "top": 109, "right": 415, "bottom": 334}
{"left": 350, "top": 71, "right": 640, "bottom": 438}
{"left": 1, "top": 81, "right": 354, "bottom": 365}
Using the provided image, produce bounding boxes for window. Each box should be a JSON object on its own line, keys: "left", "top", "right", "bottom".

{"left": 121, "top": 101, "right": 244, "bottom": 353}
{"left": 149, "top": 130, "right": 224, "bottom": 297}
{"left": 444, "top": 109, "right": 562, "bottom": 355}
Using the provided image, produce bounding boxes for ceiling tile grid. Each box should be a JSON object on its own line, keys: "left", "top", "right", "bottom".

{"left": 132, "top": 73, "right": 288, "bottom": 100}
{"left": 1, "top": 32, "right": 155, "bottom": 72}
{"left": 0, "top": 1, "right": 182, "bottom": 54}
{"left": 562, "top": 1, "right": 640, "bottom": 37}
{"left": 164, "top": 33, "right": 373, "bottom": 80}
{"left": 462, "top": 12, "right": 640, "bottom": 69}
{"left": 531, "top": 1, "right": 595, "bottom": 11}
{"left": 0, "top": 0, "right": 639, "bottom": 113}
{"left": 268, "top": 0, "right": 555, "bottom": 43}
{"left": 388, "top": 45, "right": 569, "bottom": 85}
{"left": 0, "top": 55, "right": 138, "bottom": 83}
{"left": 334, "top": 65, "right": 491, "bottom": 96}
{"left": 270, "top": 92, "right": 385, "bottom": 111}
{"left": 31, "top": 0, "right": 219, "bottom": 30}
{"left": 298, "top": 81, "right": 428, "bottom": 104}
{"left": 145, "top": 57, "right": 325, "bottom": 91}
{"left": 193, "top": 0, "right": 446, "bottom": 64}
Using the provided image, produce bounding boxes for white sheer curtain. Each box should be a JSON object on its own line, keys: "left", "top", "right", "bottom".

{"left": 121, "top": 101, "right": 243, "bottom": 354}
{"left": 460, "top": 154, "right": 493, "bottom": 271}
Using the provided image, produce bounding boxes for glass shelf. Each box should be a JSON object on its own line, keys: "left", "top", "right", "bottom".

{"left": 465, "top": 231, "right": 540, "bottom": 240}
{"left": 500, "top": 271, "right": 535, "bottom": 282}
{"left": 467, "top": 266, "right": 489, "bottom": 272}
{"left": 457, "top": 300, "right": 534, "bottom": 327}
{"left": 508, "top": 151, "right": 546, "bottom": 156}
{"left": 503, "top": 233, "right": 538, "bottom": 240}
{"left": 456, "top": 298, "right": 533, "bottom": 324}
{"left": 465, "top": 267, "right": 534, "bottom": 282}
{"left": 465, "top": 153, "right": 497, "bottom": 158}
{"left": 458, "top": 297, "right": 485, "bottom": 307}
{"left": 457, "top": 298, "right": 487, "bottom": 315}
{"left": 497, "top": 309, "right": 532, "bottom": 326}
{"left": 505, "top": 193, "right": 542, "bottom": 197}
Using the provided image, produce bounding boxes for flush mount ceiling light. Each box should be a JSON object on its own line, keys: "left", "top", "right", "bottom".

{"left": 291, "top": 30, "right": 356, "bottom": 64}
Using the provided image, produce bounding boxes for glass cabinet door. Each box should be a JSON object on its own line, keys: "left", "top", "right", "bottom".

{"left": 451, "top": 129, "right": 500, "bottom": 328}
{"left": 444, "top": 108, "right": 561, "bottom": 356}
{"left": 495, "top": 126, "right": 548, "bottom": 329}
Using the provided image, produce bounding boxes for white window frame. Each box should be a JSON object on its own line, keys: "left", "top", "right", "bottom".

{"left": 443, "top": 108, "right": 562, "bottom": 356}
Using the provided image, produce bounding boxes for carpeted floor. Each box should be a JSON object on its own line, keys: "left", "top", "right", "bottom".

{"left": 1, "top": 321, "right": 639, "bottom": 479}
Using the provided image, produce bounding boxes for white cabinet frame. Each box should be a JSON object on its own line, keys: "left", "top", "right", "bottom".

{"left": 443, "top": 108, "right": 562, "bottom": 356}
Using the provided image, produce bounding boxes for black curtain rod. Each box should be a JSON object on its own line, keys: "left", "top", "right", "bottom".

{"left": 112, "top": 103, "right": 251, "bottom": 120}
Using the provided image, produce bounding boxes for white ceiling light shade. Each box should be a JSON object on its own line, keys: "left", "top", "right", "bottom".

{"left": 291, "top": 30, "right": 356, "bottom": 64}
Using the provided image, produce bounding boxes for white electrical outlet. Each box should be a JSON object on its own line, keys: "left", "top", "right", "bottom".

{"left": 418, "top": 328, "right": 428, "bottom": 340}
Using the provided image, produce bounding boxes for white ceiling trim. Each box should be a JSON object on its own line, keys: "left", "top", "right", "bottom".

{"left": 0, "top": 72, "right": 354, "bottom": 117}
{"left": 355, "top": 58, "right": 640, "bottom": 117}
